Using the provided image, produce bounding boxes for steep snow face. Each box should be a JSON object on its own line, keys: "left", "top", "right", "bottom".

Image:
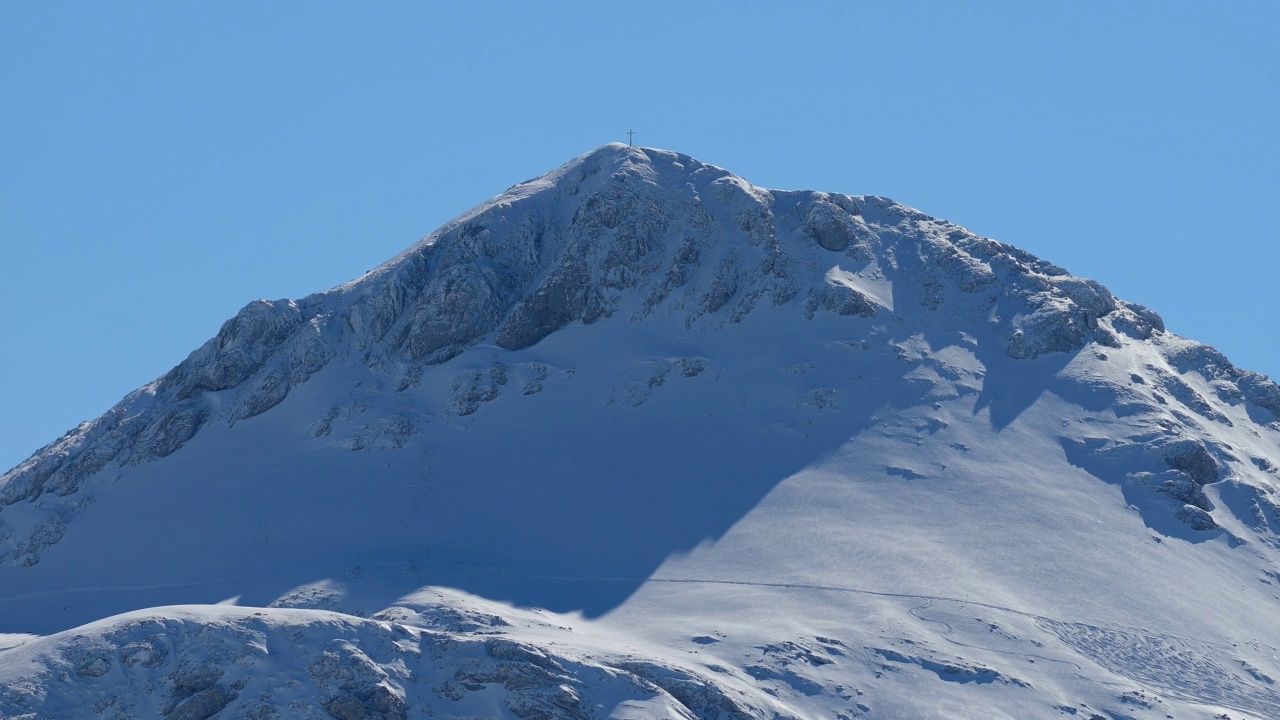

{"left": 2, "top": 145, "right": 1280, "bottom": 719}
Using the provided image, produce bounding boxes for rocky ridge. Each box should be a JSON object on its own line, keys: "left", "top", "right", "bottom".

{"left": 0, "top": 591, "right": 780, "bottom": 720}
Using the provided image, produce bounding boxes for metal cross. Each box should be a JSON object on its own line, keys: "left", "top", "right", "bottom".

{"left": 627, "top": 129, "right": 635, "bottom": 146}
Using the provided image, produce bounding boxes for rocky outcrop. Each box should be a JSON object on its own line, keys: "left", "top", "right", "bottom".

{"left": 0, "top": 605, "right": 783, "bottom": 720}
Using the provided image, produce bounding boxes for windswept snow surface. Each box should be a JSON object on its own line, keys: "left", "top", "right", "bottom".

{"left": 2, "top": 144, "right": 1280, "bottom": 719}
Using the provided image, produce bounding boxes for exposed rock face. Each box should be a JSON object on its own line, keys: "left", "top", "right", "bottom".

{"left": 2, "top": 143, "right": 1279, "bottom": 566}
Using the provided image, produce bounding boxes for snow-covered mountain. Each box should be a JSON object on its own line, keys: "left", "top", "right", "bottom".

{"left": 2, "top": 144, "right": 1279, "bottom": 720}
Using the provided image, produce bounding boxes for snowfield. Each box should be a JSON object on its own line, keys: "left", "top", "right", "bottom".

{"left": 2, "top": 144, "right": 1278, "bottom": 719}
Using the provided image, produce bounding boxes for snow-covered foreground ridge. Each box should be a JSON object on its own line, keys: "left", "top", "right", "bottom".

{"left": 2, "top": 144, "right": 1279, "bottom": 719}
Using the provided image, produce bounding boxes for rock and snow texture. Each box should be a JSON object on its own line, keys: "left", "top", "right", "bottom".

{"left": 0, "top": 595, "right": 785, "bottom": 720}
{"left": 2, "top": 144, "right": 1280, "bottom": 719}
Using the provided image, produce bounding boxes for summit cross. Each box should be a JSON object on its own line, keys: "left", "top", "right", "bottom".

{"left": 627, "top": 129, "right": 635, "bottom": 146}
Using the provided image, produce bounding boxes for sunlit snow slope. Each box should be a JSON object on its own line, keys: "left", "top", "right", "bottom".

{"left": 2, "top": 145, "right": 1279, "bottom": 720}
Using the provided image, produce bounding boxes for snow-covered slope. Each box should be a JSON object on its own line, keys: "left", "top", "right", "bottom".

{"left": 2, "top": 144, "right": 1279, "bottom": 719}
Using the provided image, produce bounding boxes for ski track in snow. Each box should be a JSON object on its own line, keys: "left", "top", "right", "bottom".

{"left": 650, "top": 577, "right": 1280, "bottom": 717}
{"left": 905, "top": 598, "right": 1133, "bottom": 690}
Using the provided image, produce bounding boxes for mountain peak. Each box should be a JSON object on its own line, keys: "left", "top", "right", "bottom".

{"left": 3, "top": 146, "right": 1280, "bottom": 719}
{"left": 6, "top": 145, "right": 1278, "bottom": 527}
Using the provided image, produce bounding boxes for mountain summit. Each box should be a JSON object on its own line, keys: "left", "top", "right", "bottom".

{"left": 2, "top": 145, "right": 1279, "bottom": 719}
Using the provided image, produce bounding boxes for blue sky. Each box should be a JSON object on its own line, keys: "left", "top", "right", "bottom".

{"left": 2, "top": 1, "right": 1277, "bottom": 471}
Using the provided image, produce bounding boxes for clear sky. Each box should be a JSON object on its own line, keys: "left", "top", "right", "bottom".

{"left": 2, "top": 1, "right": 1277, "bottom": 472}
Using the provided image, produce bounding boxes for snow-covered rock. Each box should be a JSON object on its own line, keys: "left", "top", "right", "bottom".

{"left": 2, "top": 144, "right": 1279, "bottom": 719}
{"left": 0, "top": 598, "right": 778, "bottom": 720}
